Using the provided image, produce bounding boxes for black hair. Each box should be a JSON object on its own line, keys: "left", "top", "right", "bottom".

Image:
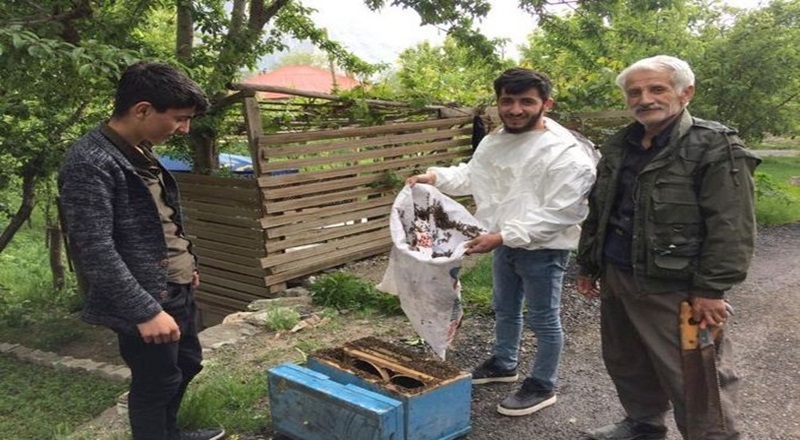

{"left": 493, "top": 68, "right": 553, "bottom": 100}
{"left": 112, "top": 61, "right": 210, "bottom": 117}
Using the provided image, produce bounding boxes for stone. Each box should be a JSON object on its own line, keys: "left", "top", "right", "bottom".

{"left": 0, "top": 342, "right": 20, "bottom": 353}
{"left": 247, "top": 294, "right": 312, "bottom": 311}
{"left": 789, "top": 176, "right": 800, "bottom": 186}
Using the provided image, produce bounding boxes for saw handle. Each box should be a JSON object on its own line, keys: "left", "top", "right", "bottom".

{"left": 680, "top": 301, "right": 724, "bottom": 350}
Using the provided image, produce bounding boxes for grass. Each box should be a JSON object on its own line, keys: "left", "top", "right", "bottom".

{"left": 178, "top": 367, "right": 270, "bottom": 435}
{"left": 0, "top": 353, "right": 127, "bottom": 439}
{"left": 460, "top": 254, "right": 494, "bottom": 315}
{"left": 755, "top": 156, "right": 800, "bottom": 225}
{"left": 754, "top": 135, "right": 800, "bottom": 150}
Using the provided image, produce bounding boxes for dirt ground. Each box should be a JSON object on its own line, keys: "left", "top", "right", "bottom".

{"left": 337, "top": 224, "right": 800, "bottom": 440}
{"left": 58, "top": 224, "right": 800, "bottom": 439}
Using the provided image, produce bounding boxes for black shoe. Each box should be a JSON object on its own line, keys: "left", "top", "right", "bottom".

{"left": 471, "top": 356, "right": 518, "bottom": 385}
{"left": 496, "top": 378, "right": 556, "bottom": 416}
{"left": 584, "top": 418, "right": 667, "bottom": 440}
{"left": 172, "top": 427, "right": 226, "bottom": 440}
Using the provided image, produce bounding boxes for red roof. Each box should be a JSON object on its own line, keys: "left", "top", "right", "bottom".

{"left": 243, "top": 65, "right": 361, "bottom": 99}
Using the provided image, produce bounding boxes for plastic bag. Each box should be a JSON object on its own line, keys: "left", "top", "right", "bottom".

{"left": 377, "top": 184, "right": 485, "bottom": 359}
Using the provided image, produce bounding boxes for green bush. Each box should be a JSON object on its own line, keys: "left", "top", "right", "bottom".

{"left": 259, "top": 307, "right": 301, "bottom": 331}
{"left": 308, "top": 272, "right": 402, "bottom": 315}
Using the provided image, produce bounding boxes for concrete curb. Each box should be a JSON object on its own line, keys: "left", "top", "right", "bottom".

{"left": 0, "top": 341, "right": 131, "bottom": 382}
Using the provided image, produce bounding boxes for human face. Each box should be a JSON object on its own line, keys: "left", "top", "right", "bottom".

{"left": 624, "top": 69, "right": 694, "bottom": 136}
{"left": 139, "top": 105, "right": 196, "bottom": 145}
{"left": 497, "top": 87, "right": 552, "bottom": 133}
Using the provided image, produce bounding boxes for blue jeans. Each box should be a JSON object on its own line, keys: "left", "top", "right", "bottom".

{"left": 491, "top": 246, "right": 569, "bottom": 392}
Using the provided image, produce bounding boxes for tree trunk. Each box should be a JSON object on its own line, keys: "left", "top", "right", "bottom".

{"left": 47, "top": 224, "right": 66, "bottom": 290}
{"left": 176, "top": 0, "right": 194, "bottom": 62}
{"left": 0, "top": 169, "right": 37, "bottom": 254}
{"left": 190, "top": 128, "right": 218, "bottom": 174}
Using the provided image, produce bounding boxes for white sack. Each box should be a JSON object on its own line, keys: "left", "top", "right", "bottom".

{"left": 377, "top": 184, "right": 485, "bottom": 359}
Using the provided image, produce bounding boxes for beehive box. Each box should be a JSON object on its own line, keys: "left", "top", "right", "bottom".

{"left": 306, "top": 336, "right": 471, "bottom": 440}
{"left": 268, "top": 362, "right": 404, "bottom": 440}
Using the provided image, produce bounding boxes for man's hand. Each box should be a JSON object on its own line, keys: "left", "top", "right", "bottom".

{"left": 406, "top": 172, "right": 436, "bottom": 186}
{"left": 465, "top": 233, "right": 502, "bottom": 255}
{"left": 137, "top": 311, "right": 180, "bottom": 344}
{"left": 577, "top": 275, "right": 600, "bottom": 299}
{"left": 191, "top": 270, "right": 201, "bottom": 288}
{"left": 690, "top": 297, "right": 731, "bottom": 329}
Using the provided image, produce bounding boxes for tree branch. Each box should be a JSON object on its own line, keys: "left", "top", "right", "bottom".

{"left": 249, "top": 0, "right": 291, "bottom": 31}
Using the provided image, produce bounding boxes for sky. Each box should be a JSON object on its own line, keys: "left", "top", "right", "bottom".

{"left": 264, "top": 0, "right": 765, "bottom": 69}
{"left": 299, "top": 0, "right": 537, "bottom": 64}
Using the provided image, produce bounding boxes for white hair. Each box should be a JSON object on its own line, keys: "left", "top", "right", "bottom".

{"left": 616, "top": 55, "right": 695, "bottom": 93}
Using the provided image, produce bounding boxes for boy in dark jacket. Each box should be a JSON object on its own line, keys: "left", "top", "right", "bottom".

{"left": 58, "top": 61, "right": 224, "bottom": 440}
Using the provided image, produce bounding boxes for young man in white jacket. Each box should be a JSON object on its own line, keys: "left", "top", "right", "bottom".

{"left": 407, "top": 68, "right": 597, "bottom": 416}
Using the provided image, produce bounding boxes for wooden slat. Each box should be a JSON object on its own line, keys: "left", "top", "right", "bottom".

{"left": 243, "top": 96, "right": 265, "bottom": 175}
{"left": 178, "top": 182, "right": 259, "bottom": 204}
{"left": 194, "top": 248, "right": 262, "bottom": 268}
{"left": 262, "top": 228, "right": 389, "bottom": 270}
{"left": 266, "top": 218, "right": 390, "bottom": 253}
{"left": 261, "top": 195, "right": 395, "bottom": 228}
{"left": 181, "top": 193, "right": 261, "bottom": 208}
{"left": 258, "top": 137, "right": 469, "bottom": 172}
{"left": 256, "top": 116, "right": 472, "bottom": 144}
{"left": 259, "top": 142, "right": 470, "bottom": 200}
{"left": 260, "top": 126, "right": 471, "bottom": 157}
{"left": 195, "top": 288, "right": 253, "bottom": 312}
{"left": 266, "top": 204, "right": 391, "bottom": 237}
{"left": 185, "top": 219, "right": 264, "bottom": 240}
{"left": 201, "top": 272, "right": 267, "bottom": 296}
{"left": 263, "top": 172, "right": 386, "bottom": 200}
{"left": 175, "top": 173, "right": 258, "bottom": 188}
{"left": 182, "top": 208, "right": 260, "bottom": 228}
{"left": 189, "top": 223, "right": 265, "bottom": 248}
{"left": 256, "top": 147, "right": 471, "bottom": 189}
{"left": 183, "top": 200, "right": 261, "bottom": 219}
{"left": 264, "top": 186, "right": 383, "bottom": 214}
{"left": 192, "top": 238, "right": 265, "bottom": 258}
{"left": 200, "top": 283, "right": 267, "bottom": 304}
{"left": 264, "top": 240, "right": 391, "bottom": 286}
{"left": 195, "top": 254, "right": 265, "bottom": 278}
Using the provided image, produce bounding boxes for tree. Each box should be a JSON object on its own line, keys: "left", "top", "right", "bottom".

{"left": 695, "top": 0, "right": 800, "bottom": 140}
{"left": 518, "top": 0, "right": 800, "bottom": 140}
{"left": 0, "top": 0, "right": 500, "bottom": 263}
{"left": 386, "top": 36, "right": 513, "bottom": 106}
{"left": 520, "top": 0, "right": 723, "bottom": 113}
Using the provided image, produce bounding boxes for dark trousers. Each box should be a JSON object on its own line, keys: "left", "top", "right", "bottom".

{"left": 118, "top": 284, "right": 203, "bottom": 440}
{"left": 600, "top": 265, "right": 740, "bottom": 439}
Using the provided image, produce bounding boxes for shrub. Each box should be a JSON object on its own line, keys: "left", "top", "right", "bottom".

{"left": 308, "top": 272, "right": 402, "bottom": 315}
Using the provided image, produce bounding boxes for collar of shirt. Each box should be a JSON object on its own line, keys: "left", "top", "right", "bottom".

{"left": 99, "top": 122, "right": 159, "bottom": 173}
{"left": 625, "top": 121, "right": 675, "bottom": 151}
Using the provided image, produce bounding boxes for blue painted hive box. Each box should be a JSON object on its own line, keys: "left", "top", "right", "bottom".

{"left": 268, "top": 362, "right": 404, "bottom": 440}
{"left": 305, "top": 336, "right": 471, "bottom": 440}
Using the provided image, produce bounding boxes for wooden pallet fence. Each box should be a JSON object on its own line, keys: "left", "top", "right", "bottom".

{"left": 256, "top": 115, "right": 474, "bottom": 294}
{"left": 184, "top": 85, "right": 476, "bottom": 325}
{"left": 174, "top": 173, "right": 266, "bottom": 325}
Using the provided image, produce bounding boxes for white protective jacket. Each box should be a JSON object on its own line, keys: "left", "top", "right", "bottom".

{"left": 429, "top": 117, "right": 598, "bottom": 250}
